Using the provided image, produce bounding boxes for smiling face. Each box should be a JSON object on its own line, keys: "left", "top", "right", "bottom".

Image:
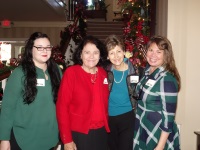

{"left": 81, "top": 43, "right": 100, "bottom": 71}
{"left": 107, "top": 45, "right": 125, "bottom": 69}
{"left": 32, "top": 38, "right": 51, "bottom": 68}
{"left": 146, "top": 42, "right": 164, "bottom": 72}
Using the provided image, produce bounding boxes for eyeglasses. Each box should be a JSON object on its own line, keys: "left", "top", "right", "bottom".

{"left": 33, "top": 46, "right": 53, "bottom": 51}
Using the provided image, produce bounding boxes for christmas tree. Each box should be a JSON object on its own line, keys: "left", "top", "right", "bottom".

{"left": 118, "top": 0, "right": 150, "bottom": 68}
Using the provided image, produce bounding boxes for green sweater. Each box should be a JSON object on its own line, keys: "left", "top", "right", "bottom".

{"left": 0, "top": 66, "right": 59, "bottom": 150}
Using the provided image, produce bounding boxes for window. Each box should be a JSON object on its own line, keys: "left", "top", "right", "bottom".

{"left": 0, "top": 42, "right": 11, "bottom": 62}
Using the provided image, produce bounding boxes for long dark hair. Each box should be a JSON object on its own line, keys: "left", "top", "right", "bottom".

{"left": 21, "top": 32, "right": 61, "bottom": 104}
{"left": 73, "top": 35, "right": 107, "bottom": 67}
{"left": 147, "top": 35, "right": 181, "bottom": 91}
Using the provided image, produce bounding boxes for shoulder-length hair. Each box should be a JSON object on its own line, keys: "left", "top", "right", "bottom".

{"left": 147, "top": 35, "right": 181, "bottom": 91}
{"left": 73, "top": 35, "right": 107, "bottom": 66}
{"left": 21, "top": 32, "right": 61, "bottom": 104}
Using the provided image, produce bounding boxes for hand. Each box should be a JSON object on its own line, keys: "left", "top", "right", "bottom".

{"left": 64, "top": 141, "right": 77, "bottom": 150}
{"left": 0, "top": 140, "right": 11, "bottom": 150}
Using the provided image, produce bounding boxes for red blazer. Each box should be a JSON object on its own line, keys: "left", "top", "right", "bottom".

{"left": 56, "top": 65, "right": 110, "bottom": 144}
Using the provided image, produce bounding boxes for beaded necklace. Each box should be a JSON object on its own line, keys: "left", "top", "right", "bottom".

{"left": 113, "top": 70, "right": 124, "bottom": 84}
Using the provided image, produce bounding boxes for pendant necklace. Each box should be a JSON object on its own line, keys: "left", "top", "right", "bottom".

{"left": 82, "top": 66, "right": 98, "bottom": 84}
{"left": 91, "top": 72, "right": 98, "bottom": 84}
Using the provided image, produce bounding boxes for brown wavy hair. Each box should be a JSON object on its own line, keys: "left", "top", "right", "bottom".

{"left": 147, "top": 35, "right": 181, "bottom": 91}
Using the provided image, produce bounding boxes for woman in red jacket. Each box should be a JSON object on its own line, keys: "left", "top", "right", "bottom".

{"left": 56, "top": 36, "right": 110, "bottom": 150}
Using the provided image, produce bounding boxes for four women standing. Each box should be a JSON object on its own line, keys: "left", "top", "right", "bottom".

{"left": 0, "top": 33, "right": 180, "bottom": 150}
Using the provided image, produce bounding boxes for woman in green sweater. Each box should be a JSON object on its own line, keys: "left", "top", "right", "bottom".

{"left": 0, "top": 32, "right": 61, "bottom": 150}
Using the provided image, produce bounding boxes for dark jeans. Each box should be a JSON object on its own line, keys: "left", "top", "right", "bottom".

{"left": 108, "top": 110, "right": 135, "bottom": 150}
{"left": 61, "top": 127, "right": 108, "bottom": 150}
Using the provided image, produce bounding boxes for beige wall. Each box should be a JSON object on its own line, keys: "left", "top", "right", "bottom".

{"left": 168, "top": 0, "right": 200, "bottom": 149}
{"left": 105, "top": 0, "right": 115, "bottom": 21}
{"left": 155, "top": 0, "right": 168, "bottom": 36}
{"left": 0, "top": 22, "right": 68, "bottom": 46}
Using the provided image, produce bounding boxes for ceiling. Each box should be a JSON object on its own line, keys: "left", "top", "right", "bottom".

{"left": 0, "top": 0, "right": 67, "bottom": 22}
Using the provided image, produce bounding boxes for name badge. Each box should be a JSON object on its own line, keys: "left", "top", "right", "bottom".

{"left": 103, "top": 78, "right": 108, "bottom": 84}
{"left": 37, "top": 79, "right": 45, "bottom": 86}
{"left": 145, "top": 79, "right": 156, "bottom": 87}
{"left": 130, "top": 75, "right": 139, "bottom": 83}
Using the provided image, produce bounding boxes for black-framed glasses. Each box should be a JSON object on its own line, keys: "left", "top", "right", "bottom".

{"left": 33, "top": 46, "right": 53, "bottom": 51}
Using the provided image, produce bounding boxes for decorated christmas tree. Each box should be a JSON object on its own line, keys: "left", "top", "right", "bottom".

{"left": 118, "top": 0, "right": 151, "bottom": 68}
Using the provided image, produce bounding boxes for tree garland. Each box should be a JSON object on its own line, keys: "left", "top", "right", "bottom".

{"left": 54, "top": 0, "right": 87, "bottom": 69}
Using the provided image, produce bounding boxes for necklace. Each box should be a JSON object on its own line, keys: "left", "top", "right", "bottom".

{"left": 81, "top": 66, "right": 98, "bottom": 84}
{"left": 91, "top": 72, "right": 97, "bottom": 84}
{"left": 113, "top": 70, "right": 124, "bottom": 84}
